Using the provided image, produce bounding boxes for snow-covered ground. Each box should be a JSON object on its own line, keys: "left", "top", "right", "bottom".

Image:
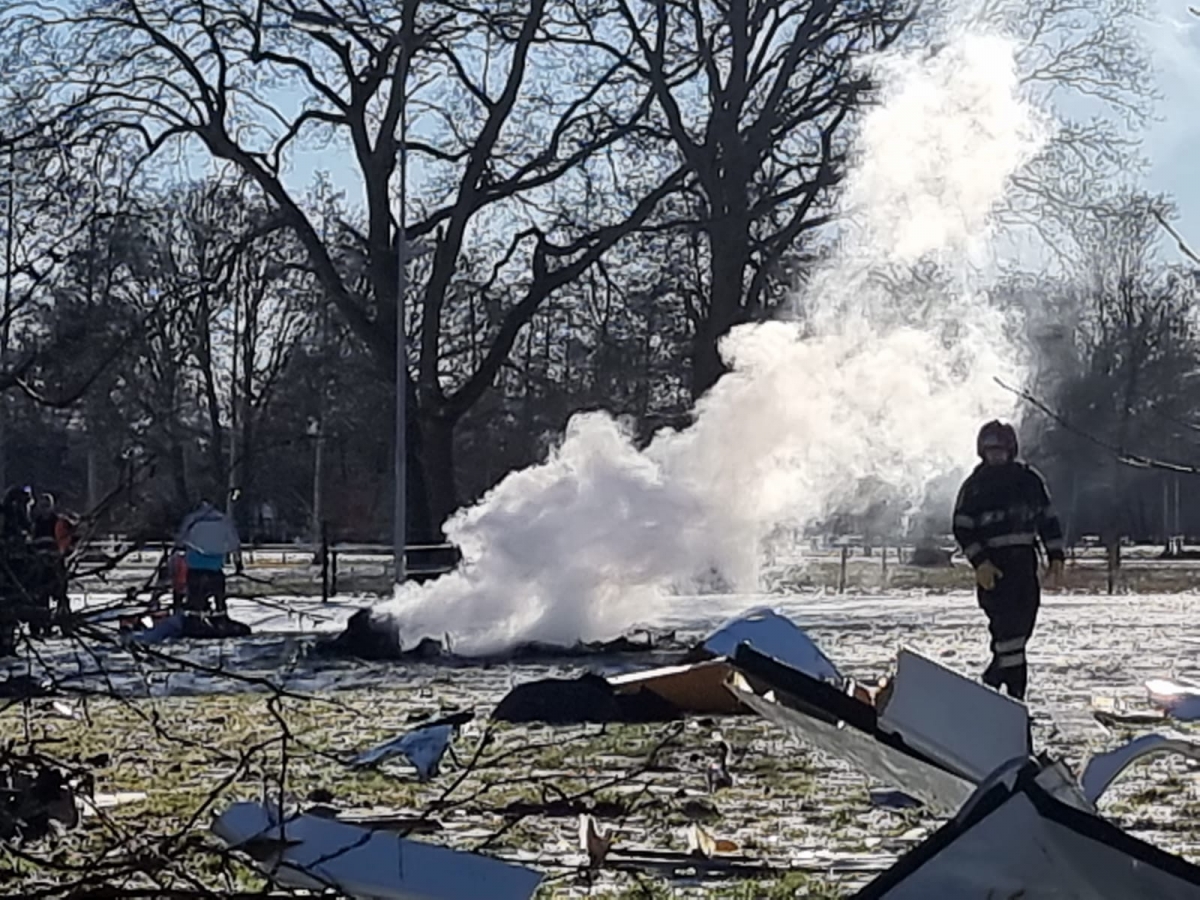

{"left": 10, "top": 588, "right": 1200, "bottom": 722}
{"left": 8, "top": 586, "right": 1200, "bottom": 892}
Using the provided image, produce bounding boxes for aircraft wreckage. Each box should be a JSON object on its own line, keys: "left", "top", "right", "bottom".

{"left": 209, "top": 607, "right": 1200, "bottom": 898}
{"left": 724, "top": 626, "right": 1200, "bottom": 898}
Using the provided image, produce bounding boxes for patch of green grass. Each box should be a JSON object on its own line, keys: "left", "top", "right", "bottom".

{"left": 719, "top": 871, "right": 849, "bottom": 899}
{"left": 0, "top": 687, "right": 906, "bottom": 896}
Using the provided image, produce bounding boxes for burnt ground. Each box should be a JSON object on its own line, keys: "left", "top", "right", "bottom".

{"left": 3, "top": 587, "right": 1200, "bottom": 897}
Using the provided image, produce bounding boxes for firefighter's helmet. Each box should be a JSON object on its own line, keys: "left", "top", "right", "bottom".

{"left": 977, "top": 420, "right": 1018, "bottom": 461}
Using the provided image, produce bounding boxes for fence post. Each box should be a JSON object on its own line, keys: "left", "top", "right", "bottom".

{"left": 320, "top": 521, "right": 330, "bottom": 603}
{"left": 838, "top": 545, "right": 849, "bottom": 594}
{"left": 331, "top": 545, "right": 339, "bottom": 596}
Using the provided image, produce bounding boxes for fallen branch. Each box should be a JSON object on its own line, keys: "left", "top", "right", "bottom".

{"left": 995, "top": 377, "right": 1200, "bottom": 475}
{"left": 1152, "top": 208, "right": 1200, "bottom": 266}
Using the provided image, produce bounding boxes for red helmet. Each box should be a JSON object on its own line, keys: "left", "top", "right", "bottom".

{"left": 977, "top": 420, "right": 1018, "bottom": 460}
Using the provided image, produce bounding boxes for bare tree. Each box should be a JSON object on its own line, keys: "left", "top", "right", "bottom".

{"left": 962, "top": 0, "right": 1157, "bottom": 260}
{"left": 589, "top": 0, "right": 915, "bottom": 397}
{"left": 4, "top": 0, "right": 683, "bottom": 529}
{"left": 0, "top": 121, "right": 132, "bottom": 483}
{"left": 586, "top": 0, "right": 1154, "bottom": 397}
{"left": 1046, "top": 196, "right": 1200, "bottom": 548}
{"left": 139, "top": 179, "right": 315, "bottom": 523}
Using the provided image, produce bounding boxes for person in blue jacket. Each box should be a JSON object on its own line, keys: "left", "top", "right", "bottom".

{"left": 175, "top": 498, "right": 241, "bottom": 615}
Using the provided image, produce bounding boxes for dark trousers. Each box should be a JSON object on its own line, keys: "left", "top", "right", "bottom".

{"left": 185, "top": 568, "right": 227, "bottom": 615}
{"left": 978, "top": 554, "right": 1040, "bottom": 701}
{"left": 27, "top": 552, "right": 66, "bottom": 637}
{"left": 34, "top": 552, "right": 67, "bottom": 614}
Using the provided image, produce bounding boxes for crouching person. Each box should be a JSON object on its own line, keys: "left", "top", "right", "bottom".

{"left": 174, "top": 499, "right": 241, "bottom": 616}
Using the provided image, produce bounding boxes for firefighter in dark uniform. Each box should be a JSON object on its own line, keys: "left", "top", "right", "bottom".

{"left": 952, "top": 421, "right": 1065, "bottom": 701}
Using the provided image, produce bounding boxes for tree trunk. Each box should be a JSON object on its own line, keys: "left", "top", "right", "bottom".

{"left": 690, "top": 319, "right": 726, "bottom": 400}
{"left": 171, "top": 441, "right": 190, "bottom": 513}
{"left": 418, "top": 410, "right": 458, "bottom": 539}
{"left": 85, "top": 435, "right": 99, "bottom": 512}
{"left": 1104, "top": 350, "right": 1140, "bottom": 590}
{"left": 690, "top": 226, "right": 748, "bottom": 400}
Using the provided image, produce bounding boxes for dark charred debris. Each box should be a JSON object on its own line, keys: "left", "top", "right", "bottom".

{"left": 312, "top": 606, "right": 689, "bottom": 664}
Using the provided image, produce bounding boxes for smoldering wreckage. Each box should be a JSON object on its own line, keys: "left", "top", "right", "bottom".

{"left": 210, "top": 609, "right": 1200, "bottom": 898}
{"left": 10, "top": 607, "right": 1200, "bottom": 897}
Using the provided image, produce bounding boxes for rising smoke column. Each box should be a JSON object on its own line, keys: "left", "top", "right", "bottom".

{"left": 383, "top": 31, "right": 1050, "bottom": 656}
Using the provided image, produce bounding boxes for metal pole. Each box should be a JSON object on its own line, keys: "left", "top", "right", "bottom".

{"left": 1175, "top": 474, "right": 1181, "bottom": 548}
{"left": 321, "top": 519, "right": 330, "bottom": 602}
{"left": 0, "top": 142, "right": 12, "bottom": 491}
{"left": 228, "top": 287, "right": 239, "bottom": 520}
{"left": 393, "top": 30, "right": 409, "bottom": 586}
{"left": 1164, "top": 476, "right": 1170, "bottom": 554}
{"left": 311, "top": 423, "right": 324, "bottom": 550}
{"left": 313, "top": 188, "right": 330, "bottom": 553}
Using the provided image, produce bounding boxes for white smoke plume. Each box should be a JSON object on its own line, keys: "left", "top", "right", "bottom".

{"left": 383, "top": 30, "right": 1050, "bottom": 656}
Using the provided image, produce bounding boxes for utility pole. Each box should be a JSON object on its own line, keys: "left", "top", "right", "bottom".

{"left": 228, "top": 284, "right": 240, "bottom": 520}
{"left": 0, "top": 142, "right": 13, "bottom": 491}
{"left": 392, "top": 16, "right": 410, "bottom": 586}
{"left": 311, "top": 218, "right": 329, "bottom": 549}
{"left": 291, "top": 6, "right": 411, "bottom": 584}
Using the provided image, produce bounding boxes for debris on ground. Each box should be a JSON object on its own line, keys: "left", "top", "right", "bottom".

{"left": 501, "top": 631, "right": 688, "bottom": 660}
{"left": 1078, "top": 732, "right": 1200, "bottom": 804}
{"left": 213, "top": 800, "right": 545, "bottom": 899}
{"left": 317, "top": 608, "right": 690, "bottom": 664}
{"left": 0, "top": 673, "right": 57, "bottom": 700}
{"left": 727, "top": 643, "right": 1000, "bottom": 812}
{"left": 869, "top": 789, "right": 923, "bottom": 810}
{"left": 686, "top": 821, "right": 739, "bottom": 858}
{"left": 492, "top": 607, "right": 841, "bottom": 723}
{"left": 350, "top": 712, "right": 473, "bottom": 779}
{"left": 1091, "top": 695, "right": 1169, "bottom": 727}
{"left": 121, "top": 611, "right": 253, "bottom": 644}
{"left": 0, "top": 749, "right": 83, "bottom": 843}
{"left": 313, "top": 608, "right": 445, "bottom": 661}
{"left": 78, "top": 790, "right": 148, "bottom": 818}
{"left": 687, "top": 606, "right": 843, "bottom": 685}
{"left": 608, "top": 659, "right": 746, "bottom": 715}
{"left": 853, "top": 756, "right": 1200, "bottom": 898}
{"left": 1146, "top": 678, "right": 1200, "bottom": 721}
{"left": 491, "top": 672, "right": 681, "bottom": 724}
{"left": 580, "top": 813, "right": 616, "bottom": 868}
{"left": 704, "top": 733, "right": 734, "bottom": 793}
{"left": 728, "top": 638, "right": 1200, "bottom": 897}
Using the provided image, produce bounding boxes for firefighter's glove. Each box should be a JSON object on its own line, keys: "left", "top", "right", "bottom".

{"left": 1045, "top": 558, "right": 1064, "bottom": 589}
{"left": 975, "top": 560, "right": 1002, "bottom": 591}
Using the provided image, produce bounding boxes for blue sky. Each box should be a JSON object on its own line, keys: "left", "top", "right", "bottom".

{"left": 1140, "top": 0, "right": 1200, "bottom": 258}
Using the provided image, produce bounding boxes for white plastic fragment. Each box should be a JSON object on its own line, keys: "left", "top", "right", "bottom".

{"left": 1146, "top": 678, "right": 1200, "bottom": 721}
{"left": 79, "top": 791, "right": 149, "bottom": 818}
{"left": 853, "top": 756, "right": 1200, "bottom": 899}
{"left": 1080, "top": 732, "right": 1200, "bottom": 805}
{"left": 877, "top": 649, "right": 1030, "bottom": 783}
{"left": 701, "top": 607, "right": 842, "bottom": 684}
{"left": 351, "top": 724, "right": 454, "bottom": 780}
{"left": 212, "top": 801, "right": 543, "bottom": 900}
